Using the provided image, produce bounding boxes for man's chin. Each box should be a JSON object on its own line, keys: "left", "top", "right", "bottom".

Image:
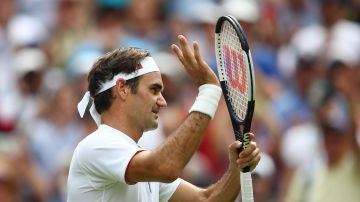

{"left": 143, "top": 122, "right": 158, "bottom": 132}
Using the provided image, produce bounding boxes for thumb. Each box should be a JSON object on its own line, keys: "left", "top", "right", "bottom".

{"left": 229, "top": 141, "right": 242, "bottom": 161}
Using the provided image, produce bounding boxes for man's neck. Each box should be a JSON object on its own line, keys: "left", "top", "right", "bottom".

{"left": 101, "top": 112, "right": 143, "bottom": 142}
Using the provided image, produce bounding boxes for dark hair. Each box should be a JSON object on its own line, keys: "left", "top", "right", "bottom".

{"left": 88, "top": 47, "right": 150, "bottom": 114}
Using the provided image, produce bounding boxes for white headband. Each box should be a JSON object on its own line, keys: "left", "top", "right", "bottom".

{"left": 77, "top": 56, "right": 160, "bottom": 126}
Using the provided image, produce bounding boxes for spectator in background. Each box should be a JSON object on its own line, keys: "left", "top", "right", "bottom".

{"left": 0, "top": 133, "right": 49, "bottom": 202}
{"left": 47, "top": 0, "right": 94, "bottom": 68}
{"left": 65, "top": 47, "right": 104, "bottom": 93}
{"left": 119, "top": 0, "right": 166, "bottom": 53}
{"left": 280, "top": 109, "right": 322, "bottom": 201}
{"left": 310, "top": 93, "right": 360, "bottom": 202}
{"left": 0, "top": 0, "right": 49, "bottom": 133}
{"left": 348, "top": 0, "right": 360, "bottom": 23}
{"left": 85, "top": 0, "right": 127, "bottom": 52}
{"left": 16, "top": 0, "right": 58, "bottom": 30}
{"left": 276, "top": 0, "right": 360, "bottom": 165}
{"left": 277, "top": 0, "right": 321, "bottom": 44}
{"left": 0, "top": 155, "right": 21, "bottom": 202}
{"left": 65, "top": 46, "right": 104, "bottom": 136}
{"left": 251, "top": 152, "right": 277, "bottom": 202}
{"left": 285, "top": 92, "right": 360, "bottom": 202}
{"left": 26, "top": 82, "right": 83, "bottom": 202}
{"left": 13, "top": 47, "right": 47, "bottom": 134}
{"left": 221, "top": 0, "right": 260, "bottom": 35}
{"left": 280, "top": 57, "right": 360, "bottom": 201}
{"left": 282, "top": 0, "right": 360, "bottom": 74}
{"left": 0, "top": 3, "right": 57, "bottom": 199}
{"left": 327, "top": 59, "right": 360, "bottom": 163}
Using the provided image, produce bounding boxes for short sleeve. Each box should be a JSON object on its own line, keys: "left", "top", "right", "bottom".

{"left": 77, "top": 133, "right": 145, "bottom": 188}
{"left": 159, "top": 178, "right": 182, "bottom": 202}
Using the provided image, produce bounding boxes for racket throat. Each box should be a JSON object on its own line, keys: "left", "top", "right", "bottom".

{"left": 231, "top": 122, "right": 245, "bottom": 154}
{"left": 230, "top": 118, "right": 243, "bottom": 141}
{"left": 234, "top": 125, "right": 245, "bottom": 142}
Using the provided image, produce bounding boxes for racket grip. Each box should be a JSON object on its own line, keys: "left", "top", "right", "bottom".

{"left": 240, "top": 171, "right": 254, "bottom": 202}
{"left": 236, "top": 131, "right": 251, "bottom": 173}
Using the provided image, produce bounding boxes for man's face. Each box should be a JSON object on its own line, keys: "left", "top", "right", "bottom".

{"left": 127, "top": 72, "right": 167, "bottom": 131}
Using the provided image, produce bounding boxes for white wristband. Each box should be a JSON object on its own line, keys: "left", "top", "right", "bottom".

{"left": 189, "top": 84, "right": 222, "bottom": 119}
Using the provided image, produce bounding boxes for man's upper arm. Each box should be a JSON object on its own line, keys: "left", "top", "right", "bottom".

{"left": 126, "top": 149, "right": 177, "bottom": 183}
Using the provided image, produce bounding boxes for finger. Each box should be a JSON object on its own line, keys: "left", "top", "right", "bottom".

{"left": 229, "top": 141, "right": 242, "bottom": 165}
{"left": 171, "top": 44, "right": 185, "bottom": 64}
{"left": 237, "top": 148, "right": 261, "bottom": 169}
{"left": 173, "top": 36, "right": 194, "bottom": 67}
{"left": 178, "top": 35, "right": 191, "bottom": 54}
{"left": 250, "top": 152, "right": 261, "bottom": 171}
{"left": 193, "top": 41, "right": 207, "bottom": 67}
{"left": 178, "top": 35, "right": 197, "bottom": 64}
{"left": 193, "top": 41, "right": 201, "bottom": 61}
{"left": 229, "top": 141, "right": 242, "bottom": 154}
{"left": 250, "top": 148, "right": 261, "bottom": 162}
{"left": 249, "top": 132, "right": 255, "bottom": 141}
{"left": 238, "top": 147, "right": 260, "bottom": 164}
{"left": 239, "top": 141, "right": 257, "bottom": 158}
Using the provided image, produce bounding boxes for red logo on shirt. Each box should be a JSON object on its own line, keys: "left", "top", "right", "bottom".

{"left": 136, "top": 63, "right": 143, "bottom": 70}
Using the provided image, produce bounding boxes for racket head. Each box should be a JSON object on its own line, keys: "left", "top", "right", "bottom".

{"left": 215, "top": 15, "right": 256, "bottom": 128}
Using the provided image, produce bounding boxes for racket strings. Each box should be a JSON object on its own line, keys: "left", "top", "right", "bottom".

{"left": 221, "top": 22, "right": 249, "bottom": 120}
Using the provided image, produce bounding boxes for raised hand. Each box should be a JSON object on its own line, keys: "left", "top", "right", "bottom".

{"left": 171, "top": 35, "right": 220, "bottom": 87}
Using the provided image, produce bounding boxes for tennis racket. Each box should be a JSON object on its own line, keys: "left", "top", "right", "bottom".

{"left": 215, "top": 15, "right": 256, "bottom": 202}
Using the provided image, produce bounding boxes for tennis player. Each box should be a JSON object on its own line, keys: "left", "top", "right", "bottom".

{"left": 67, "top": 35, "right": 261, "bottom": 202}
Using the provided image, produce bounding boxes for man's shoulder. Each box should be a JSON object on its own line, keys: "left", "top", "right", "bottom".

{"left": 77, "top": 127, "right": 137, "bottom": 152}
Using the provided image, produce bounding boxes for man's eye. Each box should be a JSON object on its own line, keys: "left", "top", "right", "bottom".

{"left": 151, "top": 88, "right": 158, "bottom": 94}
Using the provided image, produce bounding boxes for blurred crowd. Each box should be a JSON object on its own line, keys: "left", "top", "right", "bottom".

{"left": 0, "top": 0, "right": 359, "bottom": 201}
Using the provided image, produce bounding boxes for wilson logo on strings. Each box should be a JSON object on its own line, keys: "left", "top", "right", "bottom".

{"left": 223, "top": 45, "right": 247, "bottom": 93}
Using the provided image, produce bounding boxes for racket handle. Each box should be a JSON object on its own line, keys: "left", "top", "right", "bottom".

{"left": 240, "top": 171, "right": 254, "bottom": 202}
{"left": 236, "top": 147, "right": 250, "bottom": 172}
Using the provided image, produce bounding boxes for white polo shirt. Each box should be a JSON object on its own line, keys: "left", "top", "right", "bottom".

{"left": 67, "top": 124, "right": 181, "bottom": 202}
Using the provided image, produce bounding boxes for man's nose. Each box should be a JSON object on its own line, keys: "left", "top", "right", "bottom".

{"left": 157, "top": 93, "right": 167, "bottom": 107}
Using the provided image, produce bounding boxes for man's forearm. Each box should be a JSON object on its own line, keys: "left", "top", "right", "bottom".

{"left": 154, "top": 112, "right": 211, "bottom": 171}
{"left": 203, "top": 164, "right": 240, "bottom": 202}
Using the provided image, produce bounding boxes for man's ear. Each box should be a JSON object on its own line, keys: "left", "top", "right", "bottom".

{"left": 115, "top": 78, "right": 128, "bottom": 99}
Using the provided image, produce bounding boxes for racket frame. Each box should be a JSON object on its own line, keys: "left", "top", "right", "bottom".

{"left": 215, "top": 15, "right": 256, "bottom": 172}
{"left": 215, "top": 14, "right": 256, "bottom": 202}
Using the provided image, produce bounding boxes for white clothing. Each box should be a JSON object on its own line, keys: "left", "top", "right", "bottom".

{"left": 67, "top": 124, "right": 181, "bottom": 202}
